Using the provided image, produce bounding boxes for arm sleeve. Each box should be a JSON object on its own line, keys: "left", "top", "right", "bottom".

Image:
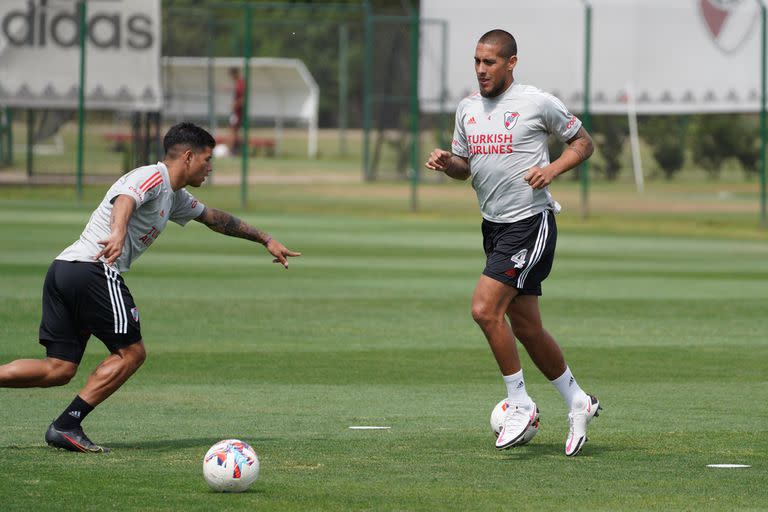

{"left": 169, "top": 188, "right": 206, "bottom": 226}
{"left": 451, "top": 102, "right": 469, "bottom": 158}
{"left": 540, "top": 93, "right": 582, "bottom": 142}
{"left": 107, "top": 167, "right": 164, "bottom": 208}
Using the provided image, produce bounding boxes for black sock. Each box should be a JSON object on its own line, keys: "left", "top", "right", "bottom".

{"left": 53, "top": 395, "right": 95, "bottom": 430}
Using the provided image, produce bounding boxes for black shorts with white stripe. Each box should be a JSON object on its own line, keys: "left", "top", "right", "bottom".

{"left": 481, "top": 210, "right": 557, "bottom": 295}
{"left": 39, "top": 260, "right": 142, "bottom": 364}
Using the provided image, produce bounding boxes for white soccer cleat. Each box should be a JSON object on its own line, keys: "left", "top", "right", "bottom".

{"left": 495, "top": 399, "right": 539, "bottom": 450}
{"left": 565, "top": 394, "right": 601, "bottom": 457}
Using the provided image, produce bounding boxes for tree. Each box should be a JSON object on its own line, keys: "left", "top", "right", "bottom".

{"left": 640, "top": 115, "right": 686, "bottom": 180}
{"left": 591, "top": 115, "right": 628, "bottom": 181}
{"left": 734, "top": 116, "right": 760, "bottom": 177}
{"left": 691, "top": 114, "right": 759, "bottom": 179}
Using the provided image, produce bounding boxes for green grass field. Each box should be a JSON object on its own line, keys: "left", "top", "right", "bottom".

{"left": 1, "top": 181, "right": 767, "bottom": 511}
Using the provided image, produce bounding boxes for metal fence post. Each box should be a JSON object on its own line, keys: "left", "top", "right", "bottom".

{"left": 409, "top": 10, "right": 420, "bottom": 212}
{"left": 580, "top": 0, "right": 592, "bottom": 219}
{"left": 241, "top": 3, "right": 252, "bottom": 209}
{"left": 338, "top": 23, "right": 349, "bottom": 156}
{"left": 759, "top": 0, "right": 767, "bottom": 227}
{"left": 362, "top": 1, "right": 373, "bottom": 181}
{"left": 76, "top": 0, "right": 87, "bottom": 200}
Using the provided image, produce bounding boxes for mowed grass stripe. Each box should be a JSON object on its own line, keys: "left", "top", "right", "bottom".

{"left": 1, "top": 195, "right": 766, "bottom": 511}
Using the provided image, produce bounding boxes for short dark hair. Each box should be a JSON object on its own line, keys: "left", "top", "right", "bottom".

{"left": 478, "top": 29, "right": 517, "bottom": 59}
{"left": 163, "top": 122, "right": 216, "bottom": 157}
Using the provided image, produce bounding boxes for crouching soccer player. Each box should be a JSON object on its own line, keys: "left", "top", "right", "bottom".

{"left": 0, "top": 122, "right": 300, "bottom": 453}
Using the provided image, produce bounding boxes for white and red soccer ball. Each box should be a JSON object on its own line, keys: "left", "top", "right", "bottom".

{"left": 202, "top": 439, "right": 260, "bottom": 492}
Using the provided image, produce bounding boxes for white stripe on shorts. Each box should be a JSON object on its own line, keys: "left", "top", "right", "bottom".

{"left": 114, "top": 269, "right": 127, "bottom": 333}
{"left": 103, "top": 264, "right": 127, "bottom": 334}
{"left": 516, "top": 210, "right": 549, "bottom": 289}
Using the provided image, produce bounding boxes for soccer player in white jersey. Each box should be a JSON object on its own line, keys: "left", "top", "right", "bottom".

{"left": 0, "top": 123, "right": 300, "bottom": 453}
{"left": 426, "top": 30, "right": 601, "bottom": 456}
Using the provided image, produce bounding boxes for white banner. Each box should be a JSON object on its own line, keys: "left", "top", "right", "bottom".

{"left": 0, "top": 0, "right": 162, "bottom": 111}
{"left": 420, "top": 0, "right": 761, "bottom": 114}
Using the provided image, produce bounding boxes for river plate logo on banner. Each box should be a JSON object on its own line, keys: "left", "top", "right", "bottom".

{"left": 699, "top": 0, "right": 759, "bottom": 54}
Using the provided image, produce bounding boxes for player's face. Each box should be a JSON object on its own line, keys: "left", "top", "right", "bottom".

{"left": 474, "top": 42, "right": 516, "bottom": 98}
{"left": 186, "top": 147, "right": 213, "bottom": 187}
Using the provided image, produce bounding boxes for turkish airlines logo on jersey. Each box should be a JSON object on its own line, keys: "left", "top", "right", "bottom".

{"left": 699, "top": 0, "right": 759, "bottom": 54}
{"left": 504, "top": 112, "right": 519, "bottom": 130}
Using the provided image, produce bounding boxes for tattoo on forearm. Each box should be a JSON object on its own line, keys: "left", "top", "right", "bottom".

{"left": 566, "top": 137, "right": 593, "bottom": 163}
{"left": 207, "top": 208, "right": 269, "bottom": 244}
{"left": 566, "top": 144, "right": 587, "bottom": 162}
{"left": 222, "top": 215, "right": 242, "bottom": 236}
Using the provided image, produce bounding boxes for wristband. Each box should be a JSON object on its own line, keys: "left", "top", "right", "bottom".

{"left": 262, "top": 236, "right": 273, "bottom": 246}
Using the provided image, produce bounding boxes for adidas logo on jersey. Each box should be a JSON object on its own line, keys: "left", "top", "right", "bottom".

{"left": 468, "top": 116, "right": 476, "bottom": 125}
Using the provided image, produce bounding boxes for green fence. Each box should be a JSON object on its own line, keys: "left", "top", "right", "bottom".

{"left": 0, "top": 108, "right": 11, "bottom": 168}
{"left": 2, "top": 1, "right": 764, "bottom": 223}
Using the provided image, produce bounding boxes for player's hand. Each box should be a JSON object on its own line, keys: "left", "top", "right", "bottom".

{"left": 265, "top": 239, "right": 301, "bottom": 269}
{"left": 425, "top": 149, "right": 453, "bottom": 172}
{"left": 524, "top": 166, "right": 556, "bottom": 189}
{"left": 95, "top": 232, "right": 126, "bottom": 266}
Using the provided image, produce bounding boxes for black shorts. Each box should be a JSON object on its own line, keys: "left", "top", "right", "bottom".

{"left": 481, "top": 210, "right": 557, "bottom": 295}
{"left": 39, "top": 260, "right": 142, "bottom": 364}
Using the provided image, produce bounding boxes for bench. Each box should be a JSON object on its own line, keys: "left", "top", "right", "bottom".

{"left": 214, "top": 136, "right": 276, "bottom": 157}
{"left": 103, "top": 132, "right": 276, "bottom": 157}
{"left": 103, "top": 131, "right": 137, "bottom": 151}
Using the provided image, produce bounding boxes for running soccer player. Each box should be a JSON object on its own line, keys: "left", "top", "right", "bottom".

{"left": 425, "top": 30, "right": 601, "bottom": 456}
{"left": 0, "top": 122, "right": 300, "bottom": 453}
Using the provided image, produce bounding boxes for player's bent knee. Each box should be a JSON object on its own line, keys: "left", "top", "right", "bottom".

{"left": 46, "top": 358, "right": 78, "bottom": 386}
{"left": 122, "top": 341, "right": 146, "bottom": 368}
{"left": 471, "top": 302, "right": 498, "bottom": 326}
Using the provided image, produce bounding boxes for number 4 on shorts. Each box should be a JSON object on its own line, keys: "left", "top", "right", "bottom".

{"left": 510, "top": 249, "right": 527, "bottom": 268}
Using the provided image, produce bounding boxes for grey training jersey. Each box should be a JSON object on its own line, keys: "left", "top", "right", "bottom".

{"left": 451, "top": 82, "right": 581, "bottom": 223}
{"left": 57, "top": 162, "right": 205, "bottom": 273}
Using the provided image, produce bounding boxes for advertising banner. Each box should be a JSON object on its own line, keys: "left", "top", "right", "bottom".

{"left": 421, "top": 0, "right": 760, "bottom": 114}
{"left": 0, "top": 0, "right": 162, "bottom": 111}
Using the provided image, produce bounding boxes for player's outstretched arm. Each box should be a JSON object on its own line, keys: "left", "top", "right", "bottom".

{"left": 525, "top": 127, "right": 594, "bottom": 189}
{"left": 95, "top": 194, "right": 136, "bottom": 266}
{"left": 425, "top": 149, "right": 471, "bottom": 181}
{"left": 194, "top": 207, "right": 301, "bottom": 268}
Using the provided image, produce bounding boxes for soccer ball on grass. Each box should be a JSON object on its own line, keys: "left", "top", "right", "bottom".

{"left": 202, "top": 439, "right": 260, "bottom": 492}
{"left": 490, "top": 399, "right": 540, "bottom": 445}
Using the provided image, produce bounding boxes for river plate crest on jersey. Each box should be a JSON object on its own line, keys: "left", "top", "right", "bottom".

{"left": 504, "top": 111, "right": 519, "bottom": 130}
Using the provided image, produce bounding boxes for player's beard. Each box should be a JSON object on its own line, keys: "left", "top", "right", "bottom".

{"left": 479, "top": 77, "right": 507, "bottom": 98}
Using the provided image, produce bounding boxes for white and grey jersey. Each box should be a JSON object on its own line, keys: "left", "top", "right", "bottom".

{"left": 56, "top": 162, "right": 205, "bottom": 273}
{"left": 451, "top": 82, "right": 581, "bottom": 223}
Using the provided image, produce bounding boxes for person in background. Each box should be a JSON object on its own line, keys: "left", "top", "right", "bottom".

{"left": 228, "top": 67, "right": 246, "bottom": 154}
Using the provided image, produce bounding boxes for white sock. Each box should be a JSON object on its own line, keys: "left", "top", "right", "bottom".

{"left": 503, "top": 370, "right": 531, "bottom": 406}
{"left": 550, "top": 366, "right": 589, "bottom": 409}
